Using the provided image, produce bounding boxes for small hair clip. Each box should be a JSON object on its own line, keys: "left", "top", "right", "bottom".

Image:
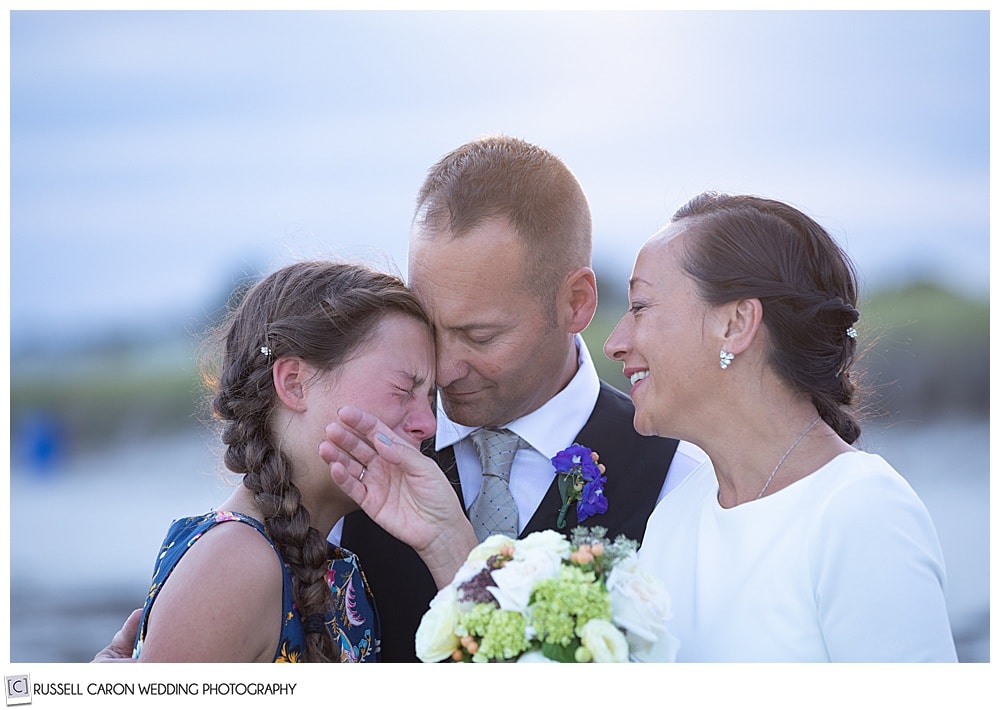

{"left": 846, "top": 327, "right": 857, "bottom": 339}
{"left": 260, "top": 345, "right": 272, "bottom": 357}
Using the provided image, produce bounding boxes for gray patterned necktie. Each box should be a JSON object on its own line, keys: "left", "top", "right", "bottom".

{"left": 469, "top": 428, "right": 524, "bottom": 542}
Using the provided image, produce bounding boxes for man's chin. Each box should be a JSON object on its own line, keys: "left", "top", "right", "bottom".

{"left": 441, "top": 402, "right": 485, "bottom": 428}
{"left": 441, "top": 397, "right": 503, "bottom": 429}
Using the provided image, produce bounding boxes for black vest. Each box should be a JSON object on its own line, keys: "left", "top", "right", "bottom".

{"left": 340, "top": 381, "right": 679, "bottom": 661}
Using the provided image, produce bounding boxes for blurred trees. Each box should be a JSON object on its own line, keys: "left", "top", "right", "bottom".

{"left": 9, "top": 276, "right": 989, "bottom": 471}
{"left": 583, "top": 276, "right": 989, "bottom": 422}
{"left": 855, "top": 281, "right": 989, "bottom": 419}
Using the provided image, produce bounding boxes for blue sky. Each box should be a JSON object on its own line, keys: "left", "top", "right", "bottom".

{"left": 8, "top": 10, "right": 990, "bottom": 348}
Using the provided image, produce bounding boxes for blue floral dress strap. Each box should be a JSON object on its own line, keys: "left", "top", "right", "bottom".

{"left": 326, "top": 542, "right": 381, "bottom": 662}
{"left": 133, "top": 510, "right": 380, "bottom": 662}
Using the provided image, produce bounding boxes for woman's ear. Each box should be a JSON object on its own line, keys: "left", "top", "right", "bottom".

{"left": 561, "top": 266, "right": 598, "bottom": 334}
{"left": 722, "top": 297, "right": 763, "bottom": 355}
{"left": 272, "top": 357, "right": 308, "bottom": 412}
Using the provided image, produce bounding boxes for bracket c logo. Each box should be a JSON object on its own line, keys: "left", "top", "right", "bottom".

{"left": 5, "top": 676, "right": 31, "bottom": 706}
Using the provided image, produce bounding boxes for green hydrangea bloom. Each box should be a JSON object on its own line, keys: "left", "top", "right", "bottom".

{"left": 530, "top": 566, "right": 612, "bottom": 647}
{"left": 459, "top": 603, "right": 497, "bottom": 639}
{"left": 459, "top": 603, "right": 531, "bottom": 662}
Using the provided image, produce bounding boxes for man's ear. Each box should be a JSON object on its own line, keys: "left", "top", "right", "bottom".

{"left": 272, "top": 356, "right": 308, "bottom": 412}
{"left": 722, "top": 297, "right": 764, "bottom": 355}
{"left": 561, "top": 266, "right": 598, "bottom": 335}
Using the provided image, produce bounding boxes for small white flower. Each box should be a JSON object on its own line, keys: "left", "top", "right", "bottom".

{"left": 415, "top": 584, "right": 462, "bottom": 663}
{"left": 579, "top": 618, "right": 629, "bottom": 662}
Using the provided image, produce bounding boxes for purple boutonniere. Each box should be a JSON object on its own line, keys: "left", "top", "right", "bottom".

{"left": 553, "top": 444, "right": 608, "bottom": 529}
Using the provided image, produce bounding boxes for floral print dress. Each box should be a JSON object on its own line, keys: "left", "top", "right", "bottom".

{"left": 132, "top": 510, "right": 380, "bottom": 662}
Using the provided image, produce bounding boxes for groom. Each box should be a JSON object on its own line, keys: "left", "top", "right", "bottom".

{"left": 338, "top": 135, "right": 701, "bottom": 661}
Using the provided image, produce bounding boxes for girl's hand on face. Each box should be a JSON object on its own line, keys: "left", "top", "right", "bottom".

{"left": 320, "top": 406, "right": 476, "bottom": 579}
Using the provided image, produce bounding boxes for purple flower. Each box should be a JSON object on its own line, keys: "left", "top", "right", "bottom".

{"left": 552, "top": 444, "right": 608, "bottom": 525}
{"left": 551, "top": 445, "right": 591, "bottom": 474}
{"left": 578, "top": 476, "right": 608, "bottom": 520}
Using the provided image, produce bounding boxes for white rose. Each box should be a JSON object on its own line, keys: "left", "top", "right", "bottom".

{"left": 580, "top": 618, "right": 629, "bottom": 662}
{"left": 488, "top": 548, "right": 563, "bottom": 613}
{"left": 445, "top": 534, "right": 518, "bottom": 596}
{"left": 414, "top": 585, "right": 461, "bottom": 663}
{"left": 464, "top": 534, "right": 517, "bottom": 568}
{"left": 450, "top": 558, "right": 484, "bottom": 590}
{"left": 514, "top": 530, "right": 572, "bottom": 560}
{"left": 606, "top": 553, "right": 672, "bottom": 643}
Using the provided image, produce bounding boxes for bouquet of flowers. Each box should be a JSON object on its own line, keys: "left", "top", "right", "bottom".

{"left": 415, "top": 527, "right": 679, "bottom": 663}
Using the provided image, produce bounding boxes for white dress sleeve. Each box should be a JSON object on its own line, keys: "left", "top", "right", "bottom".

{"left": 808, "top": 453, "right": 957, "bottom": 661}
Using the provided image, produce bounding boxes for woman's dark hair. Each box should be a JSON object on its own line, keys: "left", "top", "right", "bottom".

{"left": 673, "top": 192, "right": 863, "bottom": 444}
{"left": 202, "top": 260, "right": 429, "bottom": 661}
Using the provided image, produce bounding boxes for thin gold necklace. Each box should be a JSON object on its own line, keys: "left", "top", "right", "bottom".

{"left": 756, "top": 415, "right": 822, "bottom": 501}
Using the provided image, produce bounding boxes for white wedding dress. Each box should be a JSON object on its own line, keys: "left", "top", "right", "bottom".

{"left": 636, "top": 451, "right": 957, "bottom": 662}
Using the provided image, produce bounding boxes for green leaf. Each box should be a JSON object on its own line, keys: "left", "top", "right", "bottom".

{"left": 541, "top": 641, "right": 580, "bottom": 663}
{"left": 557, "top": 473, "right": 575, "bottom": 504}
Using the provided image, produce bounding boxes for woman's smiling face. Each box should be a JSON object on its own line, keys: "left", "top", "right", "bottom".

{"left": 604, "top": 220, "right": 719, "bottom": 439}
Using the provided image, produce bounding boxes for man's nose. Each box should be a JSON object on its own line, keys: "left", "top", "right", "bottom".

{"left": 434, "top": 338, "right": 469, "bottom": 387}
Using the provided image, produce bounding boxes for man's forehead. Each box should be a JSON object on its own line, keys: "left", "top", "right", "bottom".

{"left": 412, "top": 285, "right": 505, "bottom": 328}
{"left": 409, "top": 230, "right": 523, "bottom": 280}
{"left": 408, "top": 271, "right": 520, "bottom": 334}
{"left": 410, "top": 216, "right": 522, "bottom": 249}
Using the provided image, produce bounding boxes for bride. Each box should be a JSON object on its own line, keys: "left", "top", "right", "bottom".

{"left": 600, "top": 192, "right": 956, "bottom": 661}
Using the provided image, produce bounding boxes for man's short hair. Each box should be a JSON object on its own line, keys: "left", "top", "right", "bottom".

{"left": 413, "top": 134, "right": 592, "bottom": 307}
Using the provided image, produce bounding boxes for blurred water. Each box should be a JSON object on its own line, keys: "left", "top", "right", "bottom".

{"left": 9, "top": 428, "right": 232, "bottom": 663}
{"left": 7, "top": 416, "right": 990, "bottom": 662}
